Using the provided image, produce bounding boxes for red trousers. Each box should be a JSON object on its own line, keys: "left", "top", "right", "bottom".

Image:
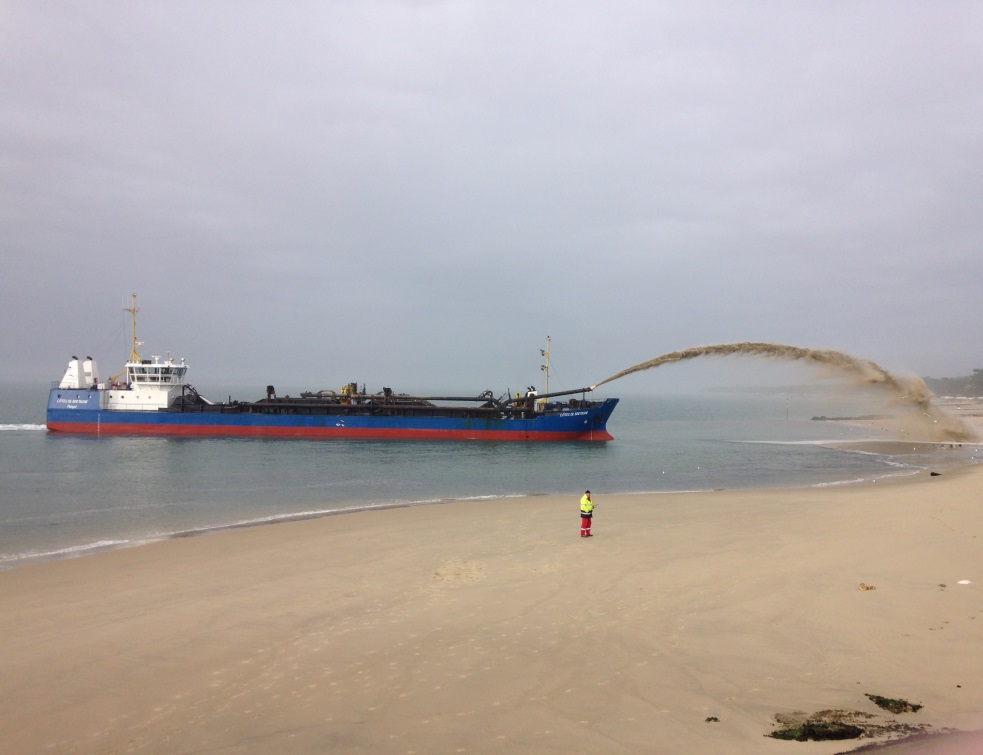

{"left": 580, "top": 516, "right": 592, "bottom": 536}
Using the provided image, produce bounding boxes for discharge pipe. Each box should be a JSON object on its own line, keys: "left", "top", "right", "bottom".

{"left": 374, "top": 386, "right": 597, "bottom": 407}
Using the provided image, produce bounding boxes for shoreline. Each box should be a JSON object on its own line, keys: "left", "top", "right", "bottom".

{"left": 4, "top": 451, "right": 976, "bottom": 573}
{"left": 3, "top": 397, "right": 979, "bottom": 574}
{"left": 2, "top": 463, "right": 982, "bottom": 753}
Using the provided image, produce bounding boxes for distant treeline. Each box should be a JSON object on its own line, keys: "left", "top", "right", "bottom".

{"left": 923, "top": 369, "right": 983, "bottom": 397}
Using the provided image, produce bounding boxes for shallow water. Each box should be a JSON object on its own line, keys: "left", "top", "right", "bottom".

{"left": 1, "top": 381, "right": 978, "bottom": 568}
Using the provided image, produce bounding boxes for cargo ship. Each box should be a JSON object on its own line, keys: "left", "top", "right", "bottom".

{"left": 46, "top": 297, "right": 618, "bottom": 441}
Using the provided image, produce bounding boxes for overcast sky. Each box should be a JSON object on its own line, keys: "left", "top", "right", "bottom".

{"left": 3, "top": 1, "right": 981, "bottom": 395}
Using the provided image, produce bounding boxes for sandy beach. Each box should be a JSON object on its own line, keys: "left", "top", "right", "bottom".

{"left": 2, "top": 454, "right": 982, "bottom": 753}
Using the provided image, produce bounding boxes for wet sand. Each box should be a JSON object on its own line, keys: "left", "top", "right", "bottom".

{"left": 1, "top": 461, "right": 982, "bottom": 752}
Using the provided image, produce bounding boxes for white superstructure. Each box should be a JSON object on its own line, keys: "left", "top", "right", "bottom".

{"left": 106, "top": 355, "right": 189, "bottom": 411}
{"left": 57, "top": 354, "right": 190, "bottom": 412}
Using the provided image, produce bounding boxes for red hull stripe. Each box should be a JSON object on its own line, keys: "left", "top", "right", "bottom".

{"left": 46, "top": 421, "right": 614, "bottom": 442}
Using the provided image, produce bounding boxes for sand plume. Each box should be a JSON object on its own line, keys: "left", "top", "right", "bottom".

{"left": 593, "top": 342, "right": 976, "bottom": 442}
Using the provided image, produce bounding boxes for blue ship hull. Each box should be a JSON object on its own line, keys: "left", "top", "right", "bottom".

{"left": 47, "top": 389, "right": 619, "bottom": 441}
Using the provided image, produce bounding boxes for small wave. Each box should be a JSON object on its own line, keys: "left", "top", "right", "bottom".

{"left": 456, "top": 493, "right": 525, "bottom": 501}
{"left": 812, "top": 477, "right": 869, "bottom": 488}
{"left": 734, "top": 438, "right": 887, "bottom": 446}
{"left": 0, "top": 423, "right": 46, "bottom": 432}
{"left": 0, "top": 538, "right": 133, "bottom": 567}
{"left": 880, "top": 458, "right": 916, "bottom": 468}
{"left": 153, "top": 495, "right": 534, "bottom": 540}
{"left": 166, "top": 502, "right": 413, "bottom": 539}
{"left": 812, "top": 468, "right": 923, "bottom": 488}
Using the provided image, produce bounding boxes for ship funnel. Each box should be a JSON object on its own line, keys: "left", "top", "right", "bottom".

{"left": 59, "top": 357, "right": 82, "bottom": 389}
{"left": 81, "top": 357, "right": 99, "bottom": 388}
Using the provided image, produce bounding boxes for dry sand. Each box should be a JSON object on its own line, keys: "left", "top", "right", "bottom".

{"left": 2, "top": 456, "right": 982, "bottom": 752}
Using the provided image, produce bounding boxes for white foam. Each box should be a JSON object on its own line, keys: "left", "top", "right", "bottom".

{"left": 167, "top": 502, "right": 411, "bottom": 537}
{"left": 0, "top": 423, "right": 46, "bottom": 432}
{"left": 0, "top": 538, "right": 132, "bottom": 566}
{"left": 456, "top": 493, "right": 525, "bottom": 501}
{"left": 736, "top": 439, "right": 856, "bottom": 446}
{"left": 812, "top": 478, "right": 869, "bottom": 488}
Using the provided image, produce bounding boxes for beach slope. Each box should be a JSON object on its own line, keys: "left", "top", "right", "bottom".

{"left": 2, "top": 468, "right": 982, "bottom": 753}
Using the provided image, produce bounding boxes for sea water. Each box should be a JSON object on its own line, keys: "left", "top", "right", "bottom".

{"left": 1, "top": 381, "right": 978, "bottom": 569}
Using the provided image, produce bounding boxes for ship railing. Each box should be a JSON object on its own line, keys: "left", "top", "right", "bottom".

{"left": 50, "top": 381, "right": 106, "bottom": 390}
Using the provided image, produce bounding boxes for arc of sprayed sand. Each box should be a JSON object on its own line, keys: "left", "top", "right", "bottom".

{"left": 593, "top": 342, "right": 908, "bottom": 394}
{"left": 590, "top": 342, "right": 976, "bottom": 441}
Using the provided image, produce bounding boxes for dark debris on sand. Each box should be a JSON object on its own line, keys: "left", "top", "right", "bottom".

{"left": 768, "top": 704, "right": 929, "bottom": 744}
{"left": 864, "top": 694, "right": 924, "bottom": 715}
{"left": 770, "top": 710, "right": 874, "bottom": 742}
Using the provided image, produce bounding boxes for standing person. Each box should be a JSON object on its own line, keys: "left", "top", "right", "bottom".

{"left": 580, "top": 490, "right": 594, "bottom": 537}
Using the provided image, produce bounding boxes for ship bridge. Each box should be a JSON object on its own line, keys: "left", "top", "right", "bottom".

{"left": 124, "top": 355, "right": 188, "bottom": 387}
{"left": 54, "top": 352, "right": 191, "bottom": 413}
{"left": 102, "top": 355, "right": 189, "bottom": 411}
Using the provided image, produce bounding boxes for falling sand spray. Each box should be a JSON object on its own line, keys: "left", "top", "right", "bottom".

{"left": 591, "top": 342, "right": 977, "bottom": 442}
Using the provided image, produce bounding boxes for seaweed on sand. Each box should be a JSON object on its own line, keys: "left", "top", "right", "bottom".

{"left": 865, "top": 694, "right": 923, "bottom": 714}
{"left": 768, "top": 704, "right": 929, "bottom": 744}
{"left": 769, "top": 710, "right": 872, "bottom": 741}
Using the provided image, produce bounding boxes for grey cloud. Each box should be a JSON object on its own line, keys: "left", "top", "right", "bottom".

{"left": 2, "top": 1, "right": 981, "bottom": 393}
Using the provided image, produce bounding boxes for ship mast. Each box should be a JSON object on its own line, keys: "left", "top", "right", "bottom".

{"left": 540, "top": 335, "right": 550, "bottom": 397}
{"left": 107, "top": 293, "right": 143, "bottom": 384}
{"left": 125, "top": 292, "right": 142, "bottom": 362}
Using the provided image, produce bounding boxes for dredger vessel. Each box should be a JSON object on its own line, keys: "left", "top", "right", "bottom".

{"left": 46, "top": 297, "right": 618, "bottom": 441}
